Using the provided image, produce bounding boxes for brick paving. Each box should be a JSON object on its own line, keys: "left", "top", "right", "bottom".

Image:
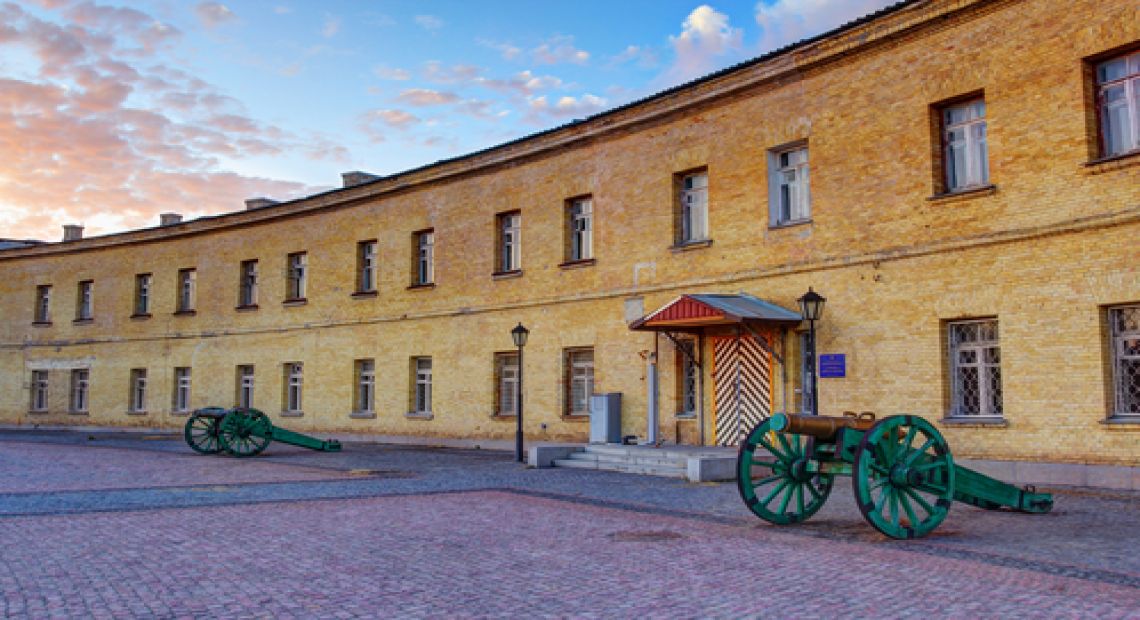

{"left": 1, "top": 430, "right": 1139, "bottom": 618}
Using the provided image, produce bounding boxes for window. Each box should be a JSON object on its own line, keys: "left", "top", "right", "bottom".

{"left": 76, "top": 280, "right": 93, "bottom": 321}
{"left": 941, "top": 99, "right": 989, "bottom": 192}
{"left": 286, "top": 252, "right": 307, "bottom": 301}
{"left": 284, "top": 362, "right": 303, "bottom": 413}
{"left": 947, "top": 319, "right": 1002, "bottom": 418}
{"left": 173, "top": 367, "right": 191, "bottom": 412}
{"left": 566, "top": 197, "right": 593, "bottom": 262}
{"left": 34, "top": 285, "right": 51, "bottom": 323}
{"left": 411, "top": 357, "right": 432, "bottom": 415}
{"left": 413, "top": 230, "right": 434, "bottom": 286}
{"left": 495, "top": 352, "right": 520, "bottom": 416}
{"left": 176, "top": 268, "right": 196, "bottom": 313}
{"left": 565, "top": 348, "right": 594, "bottom": 416}
{"left": 30, "top": 370, "right": 48, "bottom": 411}
{"left": 355, "top": 359, "right": 375, "bottom": 413}
{"left": 1109, "top": 305, "right": 1140, "bottom": 418}
{"left": 677, "top": 170, "right": 708, "bottom": 244}
{"left": 495, "top": 212, "right": 522, "bottom": 274}
{"left": 675, "top": 339, "right": 698, "bottom": 417}
{"left": 134, "top": 274, "right": 152, "bottom": 316}
{"left": 239, "top": 260, "right": 258, "bottom": 307}
{"left": 236, "top": 365, "right": 255, "bottom": 409}
{"left": 356, "top": 241, "right": 378, "bottom": 293}
{"left": 1097, "top": 51, "right": 1140, "bottom": 157}
{"left": 70, "top": 369, "right": 89, "bottom": 413}
{"left": 129, "top": 368, "right": 147, "bottom": 413}
{"left": 769, "top": 146, "right": 810, "bottom": 226}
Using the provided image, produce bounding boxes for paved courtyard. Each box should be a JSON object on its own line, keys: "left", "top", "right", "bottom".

{"left": 1, "top": 430, "right": 1138, "bottom": 618}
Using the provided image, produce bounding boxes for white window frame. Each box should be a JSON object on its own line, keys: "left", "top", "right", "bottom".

{"left": 942, "top": 99, "right": 989, "bottom": 192}
{"left": 947, "top": 319, "right": 1002, "bottom": 418}
{"left": 356, "top": 359, "right": 375, "bottom": 413}
{"left": 177, "top": 269, "right": 196, "bottom": 312}
{"left": 413, "top": 357, "right": 432, "bottom": 415}
{"left": 415, "top": 231, "right": 434, "bottom": 285}
{"left": 30, "top": 370, "right": 48, "bottom": 411}
{"left": 496, "top": 352, "right": 519, "bottom": 416}
{"left": 34, "top": 285, "right": 51, "bottom": 323}
{"left": 286, "top": 253, "right": 307, "bottom": 300}
{"left": 678, "top": 171, "right": 709, "bottom": 244}
{"left": 1097, "top": 51, "right": 1140, "bottom": 158}
{"left": 70, "top": 368, "right": 89, "bottom": 413}
{"left": 1109, "top": 305, "right": 1140, "bottom": 418}
{"left": 129, "top": 368, "right": 147, "bottom": 413}
{"left": 498, "top": 213, "right": 522, "bottom": 272}
{"left": 76, "top": 280, "right": 93, "bottom": 320}
{"left": 285, "top": 362, "right": 303, "bottom": 413}
{"left": 237, "top": 365, "right": 255, "bottom": 409}
{"left": 173, "top": 367, "right": 191, "bottom": 412}
{"left": 358, "top": 241, "right": 378, "bottom": 293}
{"left": 568, "top": 198, "right": 593, "bottom": 261}
{"left": 769, "top": 145, "right": 810, "bottom": 226}
{"left": 239, "top": 260, "right": 259, "bottom": 306}
{"left": 134, "top": 274, "right": 152, "bottom": 315}
{"left": 566, "top": 348, "right": 594, "bottom": 416}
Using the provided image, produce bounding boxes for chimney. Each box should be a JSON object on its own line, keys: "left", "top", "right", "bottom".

{"left": 341, "top": 171, "right": 380, "bottom": 188}
{"left": 159, "top": 212, "right": 183, "bottom": 226}
{"left": 62, "top": 224, "right": 84, "bottom": 242}
{"left": 244, "top": 197, "right": 279, "bottom": 210}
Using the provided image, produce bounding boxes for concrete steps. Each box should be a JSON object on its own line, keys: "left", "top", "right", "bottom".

{"left": 547, "top": 444, "right": 736, "bottom": 481}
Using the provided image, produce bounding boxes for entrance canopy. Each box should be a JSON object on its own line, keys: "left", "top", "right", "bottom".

{"left": 629, "top": 293, "right": 801, "bottom": 333}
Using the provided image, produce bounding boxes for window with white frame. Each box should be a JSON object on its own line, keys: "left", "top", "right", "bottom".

{"left": 675, "top": 339, "right": 698, "bottom": 417}
{"left": 30, "top": 370, "right": 48, "bottom": 411}
{"left": 177, "top": 268, "right": 196, "bottom": 312}
{"left": 1097, "top": 51, "right": 1140, "bottom": 157}
{"left": 677, "top": 171, "right": 708, "bottom": 244}
{"left": 355, "top": 359, "right": 375, "bottom": 413}
{"left": 284, "top": 362, "right": 303, "bottom": 413}
{"left": 76, "top": 280, "right": 93, "bottom": 321}
{"left": 412, "top": 357, "right": 432, "bottom": 414}
{"left": 497, "top": 212, "right": 521, "bottom": 273}
{"left": 1109, "top": 305, "right": 1140, "bottom": 418}
{"left": 129, "top": 368, "right": 147, "bottom": 413}
{"left": 947, "top": 319, "right": 1002, "bottom": 418}
{"left": 769, "top": 146, "right": 810, "bottom": 226}
{"left": 237, "top": 365, "right": 255, "bottom": 408}
{"left": 414, "top": 230, "right": 434, "bottom": 285}
{"left": 495, "top": 352, "right": 519, "bottom": 416}
{"left": 70, "top": 369, "right": 89, "bottom": 413}
{"left": 942, "top": 99, "right": 989, "bottom": 192}
{"left": 357, "top": 241, "right": 377, "bottom": 293}
{"left": 173, "top": 367, "right": 191, "bottom": 412}
{"left": 286, "top": 253, "right": 307, "bottom": 301}
{"left": 34, "top": 285, "right": 51, "bottom": 323}
{"left": 239, "top": 260, "right": 258, "bottom": 307}
{"left": 134, "top": 274, "right": 152, "bottom": 315}
{"left": 565, "top": 348, "right": 594, "bottom": 416}
{"left": 567, "top": 197, "right": 593, "bottom": 262}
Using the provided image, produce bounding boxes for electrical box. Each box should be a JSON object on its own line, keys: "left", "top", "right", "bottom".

{"left": 589, "top": 392, "right": 622, "bottom": 444}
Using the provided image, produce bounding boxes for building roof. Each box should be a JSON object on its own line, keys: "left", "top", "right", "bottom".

{"left": 630, "top": 293, "right": 802, "bottom": 331}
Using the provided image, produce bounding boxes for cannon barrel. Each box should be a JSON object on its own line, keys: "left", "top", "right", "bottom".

{"left": 769, "top": 412, "right": 878, "bottom": 442}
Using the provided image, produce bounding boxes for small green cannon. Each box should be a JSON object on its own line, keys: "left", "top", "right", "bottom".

{"left": 184, "top": 407, "right": 342, "bottom": 457}
{"left": 736, "top": 412, "right": 1053, "bottom": 539}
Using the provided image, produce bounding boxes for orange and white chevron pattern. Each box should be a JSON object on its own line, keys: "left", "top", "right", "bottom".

{"left": 712, "top": 334, "right": 773, "bottom": 446}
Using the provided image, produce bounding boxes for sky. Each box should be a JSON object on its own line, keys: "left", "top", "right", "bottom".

{"left": 0, "top": 0, "right": 897, "bottom": 241}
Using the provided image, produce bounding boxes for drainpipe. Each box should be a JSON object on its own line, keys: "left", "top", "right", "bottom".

{"left": 646, "top": 336, "right": 659, "bottom": 445}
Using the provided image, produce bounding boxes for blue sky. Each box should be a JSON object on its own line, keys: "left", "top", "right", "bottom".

{"left": 0, "top": 0, "right": 895, "bottom": 239}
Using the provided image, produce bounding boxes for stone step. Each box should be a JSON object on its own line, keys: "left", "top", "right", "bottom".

{"left": 584, "top": 444, "right": 734, "bottom": 461}
{"left": 564, "top": 451, "right": 688, "bottom": 468}
{"left": 551, "top": 457, "right": 687, "bottom": 478}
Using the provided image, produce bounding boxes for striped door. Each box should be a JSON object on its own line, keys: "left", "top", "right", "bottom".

{"left": 711, "top": 334, "right": 773, "bottom": 446}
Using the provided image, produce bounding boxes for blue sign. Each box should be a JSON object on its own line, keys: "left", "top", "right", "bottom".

{"left": 819, "top": 354, "right": 846, "bottom": 378}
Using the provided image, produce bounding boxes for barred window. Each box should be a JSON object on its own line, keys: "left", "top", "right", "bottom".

{"left": 284, "top": 362, "right": 303, "bottom": 413}
{"left": 30, "top": 370, "right": 48, "bottom": 411}
{"left": 495, "top": 352, "right": 519, "bottom": 416}
{"left": 129, "top": 368, "right": 147, "bottom": 413}
{"left": 173, "top": 367, "right": 191, "bottom": 412}
{"left": 412, "top": 357, "right": 432, "bottom": 414}
{"left": 236, "top": 365, "right": 255, "bottom": 409}
{"left": 675, "top": 338, "right": 698, "bottom": 417}
{"left": 70, "top": 369, "right": 90, "bottom": 413}
{"left": 565, "top": 348, "right": 594, "bottom": 416}
{"left": 355, "top": 359, "right": 375, "bottom": 413}
{"left": 947, "top": 319, "right": 1002, "bottom": 418}
{"left": 1110, "top": 305, "right": 1140, "bottom": 418}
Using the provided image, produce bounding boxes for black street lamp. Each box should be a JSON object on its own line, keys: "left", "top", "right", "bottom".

{"left": 798, "top": 288, "right": 826, "bottom": 416}
{"left": 511, "top": 322, "right": 529, "bottom": 463}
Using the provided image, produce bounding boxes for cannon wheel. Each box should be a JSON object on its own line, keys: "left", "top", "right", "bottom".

{"left": 737, "top": 418, "right": 834, "bottom": 525}
{"left": 218, "top": 409, "right": 272, "bottom": 457}
{"left": 853, "top": 415, "right": 955, "bottom": 539}
{"left": 184, "top": 412, "right": 224, "bottom": 454}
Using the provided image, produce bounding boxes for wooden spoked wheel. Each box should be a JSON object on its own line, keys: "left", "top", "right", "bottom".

{"left": 184, "top": 411, "right": 224, "bottom": 454}
{"left": 853, "top": 415, "right": 955, "bottom": 539}
{"left": 737, "top": 418, "right": 834, "bottom": 525}
{"left": 218, "top": 409, "right": 272, "bottom": 457}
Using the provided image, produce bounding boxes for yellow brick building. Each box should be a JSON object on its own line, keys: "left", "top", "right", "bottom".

{"left": 1, "top": 0, "right": 1138, "bottom": 470}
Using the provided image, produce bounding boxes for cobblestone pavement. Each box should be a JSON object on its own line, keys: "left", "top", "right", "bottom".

{"left": 2, "top": 430, "right": 1139, "bottom": 618}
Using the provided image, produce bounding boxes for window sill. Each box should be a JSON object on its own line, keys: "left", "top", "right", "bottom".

{"left": 407, "top": 283, "right": 436, "bottom": 291}
{"left": 173, "top": 310, "right": 197, "bottom": 316}
{"left": 280, "top": 410, "right": 304, "bottom": 418}
{"left": 351, "top": 290, "right": 378, "bottom": 299}
{"left": 1083, "top": 150, "right": 1140, "bottom": 174}
{"left": 129, "top": 313, "right": 152, "bottom": 320}
{"left": 72, "top": 318, "right": 93, "bottom": 325}
{"left": 349, "top": 411, "right": 376, "bottom": 419}
{"left": 490, "top": 413, "right": 518, "bottom": 421}
{"left": 939, "top": 416, "right": 1007, "bottom": 428}
{"left": 559, "top": 258, "right": 596, "bottom": 270}
{"left": 769, "top": 219, "right": 812, "bottom": 231}
{"left": 235, "top": 304, "right": 259, "bottom": 312}
{"left": 126, "top": 410, "right": 148, "bottom": 416}
{"left": 1100, "top": 416, "right": 1140, "bottom": 427}
{"left": 406, "top": 411, "right": 434, "bottom": 420}
{"left": 31, "top": 321, "right": 52, "bottom": 327}
{"left": 562, "top": 414, "right": 590, "bottom": 422}
{"left": 926, "top": 184, "right": 997, "bottom": 203}
{"left": 670, "top": 239, "right": 713, "bottom": 253}
{"left": 282, "top": 298, "right": 307, "bottom": 307}
{"left": 68, "top": 410, "right": 89, "bottom": 416}
{"left": 492, "top": 269, "right": 523, "bottom": 280}
{"left": 28, "top": 410, "right": 49, "bottom": 415}
{"left": 675, "top": 413, "right": 697, "bottom": 420}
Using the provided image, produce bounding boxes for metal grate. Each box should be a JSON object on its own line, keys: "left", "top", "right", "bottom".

{"left": 948, "top": 320, "right": 1002, "bottom": 417}
{"left": 1112, "top": 306, "right": 1140, "bottom": 417}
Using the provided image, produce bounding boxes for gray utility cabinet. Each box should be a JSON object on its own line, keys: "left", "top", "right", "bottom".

{"left": 589, "top": 393, "right": 622, "bottom": 444}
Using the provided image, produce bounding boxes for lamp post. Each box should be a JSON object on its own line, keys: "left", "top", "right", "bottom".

{"left": 511, "top": 322, "right": 529, "bottom": 463}
{"left": 797, "top": 288, "right": 826, "bottom": 416}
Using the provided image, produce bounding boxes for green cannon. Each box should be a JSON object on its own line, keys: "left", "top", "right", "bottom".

{"left": 736, "top": 412, "right": 1053, "bottom": 539}
{"left": 184, "top": 407, "right": 342, "bottom": 457}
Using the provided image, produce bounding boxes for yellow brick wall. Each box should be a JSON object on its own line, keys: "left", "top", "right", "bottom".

{"left": 1, "top": 0, "right": 1138, "bottom": 465}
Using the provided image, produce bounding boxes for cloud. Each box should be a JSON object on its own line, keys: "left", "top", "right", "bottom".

{"left": 414, "top": 14, "right": 443, "bottom": 31}
{"left": 373, "top": 65, "right": 411, "bottom": 81}
{"left": 396, "top": 88, "right": 460, "bottom": 106}
{"left": 532, "top": 35, "right": 590, "bottom": 65}
{"left": 754, "top": 0, "right": 896, "bottom": 53}
{"left": 608, "top": 45, "right": 659, "bottom": 69}
{"left": 361, "top": 108, "right": 420, "bottom": 130}
{"left": 665, "top": 5, "right": 743, "bottom": 84}
{"left": 320, "top": 14, "right": 340, "bottom": 38}
{"left": 525, "top": 93, "right": 607, "bottom": 124}
{"left": 422, "top": 61, "right": 482, "bottom": 85}
{"left": 477, "top": 38, "right": 521, "bottom": 61}
{"left": 194, "top": 2, "right": 236, "bottom": 28}
{"left": 273, "top": 6, "right": 291, "bottom": 15}
{"left": 478, "top": 70, "right": 563, "bottom": 96}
